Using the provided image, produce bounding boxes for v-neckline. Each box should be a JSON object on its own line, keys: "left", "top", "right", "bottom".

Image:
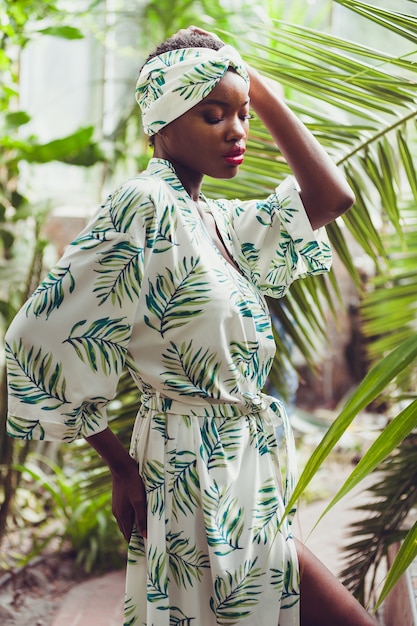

{"left": 195, "top": 199, "right": 243, "bottom": 275}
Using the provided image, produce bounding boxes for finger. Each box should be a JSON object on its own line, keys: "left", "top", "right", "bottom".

{"left": 133, "top": 505, "right": 147, "bottom": 538}
{"left": 189, "top": 25, "right": 223, "bottom": 42}
{"left": 116, "top": 511, "right": 134, "bottom": 542}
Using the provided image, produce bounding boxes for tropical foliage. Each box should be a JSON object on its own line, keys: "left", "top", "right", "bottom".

{"left": 12, "top": 454, "right": 125, "bottom": 573}
{"left": 0, "top": 0, "right": 416, "bottom": 614}
{"left": 0, "top": 0, "right": 105, "bottom": 543}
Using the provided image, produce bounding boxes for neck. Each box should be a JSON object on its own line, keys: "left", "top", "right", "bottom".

{"left": 153, "top": 151, "right": 202, "bottom": 202}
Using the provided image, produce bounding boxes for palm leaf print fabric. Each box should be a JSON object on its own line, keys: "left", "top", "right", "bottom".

{"left": 5, "top": 158, "right": 332, "bottom": 625}
{"left": 135, "top": 46, "right": 249, "bottom": 136}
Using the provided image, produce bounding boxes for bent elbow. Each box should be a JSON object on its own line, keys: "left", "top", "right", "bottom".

{"left": 325, "top": 184, "right": 356, "bottom": 225}
{"left": 308, "top": 186, "right": 355, "bottom": 230}
{"left": 337, "top": 186, "right": 356, "bottom": 217}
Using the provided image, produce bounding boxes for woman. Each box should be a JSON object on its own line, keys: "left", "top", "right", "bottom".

{"left": 5, "top": 26, "right": 378, "bottom": 626}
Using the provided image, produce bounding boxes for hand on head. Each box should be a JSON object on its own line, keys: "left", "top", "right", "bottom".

{"left": 172, "top": 25, "right": 223, "bottom": 43}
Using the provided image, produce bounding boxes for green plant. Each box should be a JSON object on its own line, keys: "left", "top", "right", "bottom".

{"left": 13, "top": 454, "right": 125, "bottom": 573}
{"left": 2, "top": 0, "right": 417, "bottom": 606}
{"left": 0, "top": 0, "right": 106, "bottom": 547}
{"left": 340, "top": 435, "right": 417, "bottom": 608}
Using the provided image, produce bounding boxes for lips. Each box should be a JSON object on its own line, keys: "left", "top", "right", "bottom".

{"left": 223, "top": 146, "right": 245, "bottom": 166}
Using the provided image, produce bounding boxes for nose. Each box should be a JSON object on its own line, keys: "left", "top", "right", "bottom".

{"left": 226, "top": 115, "right": 247, "bottom": 142}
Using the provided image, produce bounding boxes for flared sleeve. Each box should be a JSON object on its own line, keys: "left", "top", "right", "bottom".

{"left": 217, "top": 175, "right": 332, "bottom": 298}
{"left": 5, "top": 181, "right": 151, "bottom": 442}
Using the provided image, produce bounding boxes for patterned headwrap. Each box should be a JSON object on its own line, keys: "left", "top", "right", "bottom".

{"left": 135, "top": 45, "right": 249, "bottom": 136}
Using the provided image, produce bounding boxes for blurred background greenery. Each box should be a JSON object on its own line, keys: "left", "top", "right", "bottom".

{"left": 0, "top": 0, "right": 416, "bottom": 613}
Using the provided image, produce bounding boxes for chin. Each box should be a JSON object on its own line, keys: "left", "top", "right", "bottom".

{"left": 217, "top": 168, "right": 240, "bottom": 180}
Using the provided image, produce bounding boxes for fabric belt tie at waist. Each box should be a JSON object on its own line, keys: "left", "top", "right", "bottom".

{"left": 141, "top": 389, "right": 281, "bottom": 420}
{"left": 138, "top": 390, "right": 298, "bottom": 509}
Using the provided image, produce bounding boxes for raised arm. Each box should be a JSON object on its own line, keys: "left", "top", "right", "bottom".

{"left": 246, "top": 65, "right": 355, "bottom": 229}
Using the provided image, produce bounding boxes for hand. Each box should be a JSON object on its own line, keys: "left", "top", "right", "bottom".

{"left": 172, "top": 25, "right": 224, "bottom": 45}
{"left": 86, "top": 428, "right": 149, "bottom": 541}
{"left": 111, "top": 468, "right": 147, "bottom": 541}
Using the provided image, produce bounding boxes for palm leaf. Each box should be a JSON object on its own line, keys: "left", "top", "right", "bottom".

{"left": 339, "top": 436, "right": 417, "bottom": 604}
{"left": 169, "top": 450, "right": 200, "bottom": 520}
{"left": 168, "top": 531, "right": 210, "bottom": 587}
{"left": 144, "top": 256, "right": 210, "bottom": 336}
{"left": 206, "top": 7, "right": 417, "bottom": 408}
{"left": 162, "top": 340, "right": 221, "bottom": 398}
{"left": 147, "top": 545, "right": 168, "bottom": 603}
{"left": 5, "top": 339, "right": 68, "bottom": 409}
{"left": 93, "top": 240, "right": 144, "bottom": 306}
{"left": 375, "top": 520, "right": 417, "bottom": 610}
{"left": 26, "top": 264, "right": 75, "bottom": 319}
{"left": 64, "top": 316, "right": 130, "bottom": 375}
{"left": 202, "top": 482, "right": 244, "bottom": 555}
{"left": 315, "top": 399, "right": 417, "bottom": 524}
{"left": 142, "top": 459, "right": 165, "bottom": 517}
{"left": 210, "top": 558, "right": 264, "bottom": 623}
{"left": 284, "top": 334, "right": 417, "bottom": 515}
{"left": 200, "top": 417, "right": 242, "bottom": 470}
{"left": 251, "top": 477, "right": 280, "bottom": 544}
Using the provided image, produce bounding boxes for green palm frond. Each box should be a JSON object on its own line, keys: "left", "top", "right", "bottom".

{"left": 6, "top": 414, "right": 45, "bottom": 440}
{"left": 200, "top": 417, "right": 242, "bottom": 470}
{"left": 210, "top": 5, "right": 417, "bottom": 386}
{"left": 26, "top": 264, "right": 75, "bottom": 319}
{"left": 360, "top": 200, "right": 417, "bottom": 361}
{"left": 144, "top": 256, "right": 211, "bottom": 336}
{"left": 376, "top": 519, "right": 417, "bottom": 611}
{"left": 246, "top": 414, "right": 273, "bottom": 456}
{"left": 168, "top": 606, "right": 195, "bottom": 626}
{"left": 168, "top": 530, "right": 210, "bottom": 588}
{"left": 123, "top": 595, "right": 137, "bottom": 624}
{"left": 210, "top": 558, "right": 264, "bottom": 624}
{"left": 173, "top": 63, "right": 224, "bottom": 101}
{"left": 281, "top": 557, "right": 300, "bottom": 608}
{"left": 162, "top": 340, "right": 221, "bottom": 398}
{"left": 64, "top": 316, "right": 130, "bottom": 375}
{"left": 251, "top": 477, "right": 279, "bottom": 545}
{"left": 93, "top": 240, "right": 144, "bottom": 306}
{"left": 63, "top": 398, "right": 107, "bottom": 439}
{"left": 127, "top": 529, "right": 145, "bottom": 565}
{"left": 153, "top": 202, "right": 178, "bottom": 252}
{"left": 202, "top": 482, "right": 244, "bottom": 555}
{"left": 142, "top": 458, "right": 165, "bottom": 517}
{"left": 106, "top": 185, "right": 153, "bottom": 234}
{"left": 5, "top": 339, "right": 68, "bottom": 409}
{"left": 339, "top": 436, "right": 417, "bottom": 606}
{"left": 284, "top": 334, "right": 417, "bottom": 515}
{"left": 169, "top": 450, "right": 200, "bottom": 520}
{"left": 147, "top": 545, "right": 168, "bottom": 603}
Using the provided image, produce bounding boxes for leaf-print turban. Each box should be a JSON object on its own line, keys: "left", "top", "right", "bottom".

{"left": 135, "top": 46, "right": 249, "bottom": 136}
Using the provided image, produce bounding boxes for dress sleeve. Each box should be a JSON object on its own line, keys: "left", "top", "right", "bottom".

{"left": 5, "top": 184, "right": 150, "bottom": 442}
{"left": 219, "top": 175, "right": 332, "bottom": 298}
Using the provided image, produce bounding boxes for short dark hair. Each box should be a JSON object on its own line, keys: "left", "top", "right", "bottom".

{"left": 143, "top": 31, "right": 224, "bottom": 67}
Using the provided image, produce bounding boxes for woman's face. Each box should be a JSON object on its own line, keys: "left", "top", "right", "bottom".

{"left": 154, "top": 70, "right": 250, "bottom": 191}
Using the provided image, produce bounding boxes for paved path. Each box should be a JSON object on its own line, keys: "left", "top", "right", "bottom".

{"left": 51, "top": 569, "right": 125, "bottom": 626}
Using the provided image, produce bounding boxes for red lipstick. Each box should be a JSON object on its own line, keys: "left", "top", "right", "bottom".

{"left": 223, "top": 146, "right": 245, "bottom": 166}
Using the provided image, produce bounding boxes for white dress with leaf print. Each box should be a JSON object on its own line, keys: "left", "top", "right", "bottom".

{"left": 5, "top": 158, "right": 332, "bottom": 626}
